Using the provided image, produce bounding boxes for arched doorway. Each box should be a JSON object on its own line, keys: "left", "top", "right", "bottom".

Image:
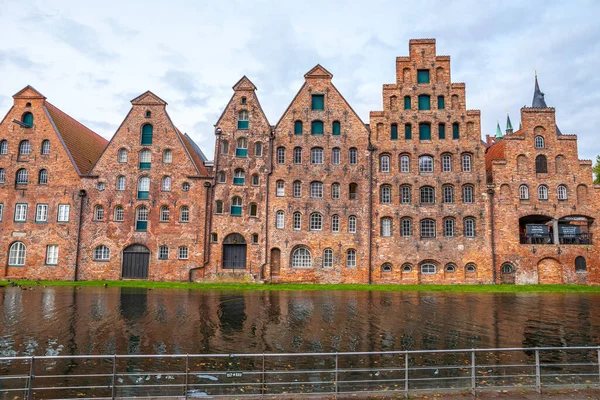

{"left": 270, "top": 248, "right": 281, "bottom": 277}
{"left": 501, "top": 263, "right": 515, "bottom": 284}
{"left": 223, "top": 233, "right": 246, "bottom": 270}
{"left": 537, "top": 258, "right": 563, "bottom": 284}
{"left": 122, "top": 244, "right": 150, "bottom": 279}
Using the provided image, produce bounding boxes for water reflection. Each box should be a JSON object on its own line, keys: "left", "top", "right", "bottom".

{"left": 0, "top": 287, "right": 598, "bottom": 357}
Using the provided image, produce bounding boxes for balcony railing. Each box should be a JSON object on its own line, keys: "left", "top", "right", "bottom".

{"left": 519, "top": 233, "right": 592, "bottom": 245}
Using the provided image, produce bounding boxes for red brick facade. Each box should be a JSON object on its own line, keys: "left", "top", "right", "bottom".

{"left": 1, "top": 39, "right": 598, "bottom": 284}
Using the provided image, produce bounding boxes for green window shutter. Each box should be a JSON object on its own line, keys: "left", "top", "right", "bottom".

{"left": 231, "top": 206, "right": 242, "bottom": 216}
{"left": 405, "top": 124, "right": 412, "bottom": 140}
{"left": 141, "top": 124, "right": 153, "bottom": 145}
{"left": 139, "top": 162, "right": 151, "bottom": 170}
{"left": 418, "top": 95, "right": 430, "bottom": 110}
{"left": 136, "top": 220, "right": 147, "bottom": 231}
{"left": 417, "top": 70, "right": 430, "bottom": 84}
{"left": 294, "top": 121, "right": 303, "bottom": 135}
{"left": 311, "top": 121, "right": 324, "bottom": 135}
{"left": 438, "top": 123, "right": 446, "bottom": 139}
{"left": 332, "top": 121, "right": 341, "bottom": 135}
{"left": 419, "top": 124, "right": 431, "bottom": 140}
{"left": 452, "top": 123, "right": 460, "bottom": 139}
{"left": 137, "top": 191, "right": 149, "bottom": 200}
{"left": 235, "top": 148, "right": 248, "bottom": 157}
{"left": 403, "top": 96, "right": 411, "bottom": 110}
{"left": 237, "top": 120, "right": 249, "bottom": 130}
{"left": 437, "top": 96, "right": 445, "bottom": 109}
{"left": 391, "top": 124, "right": 398, "bottom": 140}
{"left": 312, "top": 95, "right": 324, "bottom": 110}
{"left": 233, "top": 177, "right": 245, "bottom": 185}
{"left": 22, "top": 113, "right": 34, "bottom": 127}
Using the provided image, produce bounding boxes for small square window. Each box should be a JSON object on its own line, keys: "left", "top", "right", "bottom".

{"left": 311, "top": 94, "right": 324, "bottom": 110}
{"left": 210, "top": 233, "right": 218, "bottom": 243}
{"left": 252, "top": 233, "right": 259, "bottom": 244}
{"left": 241, "top": 97, "right": 247, "bottom": 105}
{"left": 417, "top": 70, "right": 430, "bottom": 84}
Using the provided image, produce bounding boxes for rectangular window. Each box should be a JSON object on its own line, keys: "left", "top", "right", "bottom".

{"left": 404, "top": 96, "right": 411, "bottom": 110}
{"left": 15, "top": 203, "right": 27, "bottom": 222}
{"left": 159, "top": 246, "right": 169, "bottom": 260}
{"left": 311, "top": 94, "right": 324, "bottom": 110}
{"left": 237, "top": 120, "right": 249, "bottom": 130}
{"left": 453, "top": 123, "right": 460, "bottom": 139}
{"left": 331, "top": 216, "right": 339, "bottom": 232}
{"left": 400, "top": 156, "right": 410, "bottom": 173}
{"left": 57, "top": 204, "right": 70, "bottom": 222}
{"left": 36, "top": 204, "right": 48, "bottom": 222}
{"left": 332, "top": 149, "right": 340, "bottom": 164}
{"left": 178, "top": 247, "right": 189, "bottom": 260}
{"left": 417, "top": 69, "right": 430, "bottom": 84}
{"left": 419, "top": 124, "right": 431, "bottom": 140}
{"left": 438, "top": 123, "right": 445, "bottom": 139}
{"left": 231, "top": 205, "right": 242, "bottom": 216}
{"left": 418, "top": 95, "right": 430, "bottom": 110}
{"left": 405, "top": 124, "right": 412, "bottom": 140}
{"left": 0, "top": 204, "right": 3, "bottom": 221}
{"left": 437, "top": 96, "right": 445, "bottom": 109}
{"left": 46, "top": 245, "right": 59, "bottom": 265}
{"left": 391, "top": 124, "right": 398, "bottom": 140}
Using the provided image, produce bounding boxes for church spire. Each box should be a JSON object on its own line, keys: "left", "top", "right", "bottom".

{"left": 532, "top": 71, "right": 548, "bottom": 107}
{"left": 506, "top": 113, "right": 513, "bottom": 135}
{"left": 495, "top": 121, "right": 503, "bottom": 139}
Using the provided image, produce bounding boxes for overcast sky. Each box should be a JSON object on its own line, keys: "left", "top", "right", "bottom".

{"left": 1, "top": 0, "right": 599, "bottom": 162}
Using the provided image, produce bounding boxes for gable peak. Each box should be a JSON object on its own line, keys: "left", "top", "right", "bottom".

{"left": 233, "top": 76, "right": 257, "bottom": 91}
{"left": 304, "top": 64, "right": 333, "bottom": 80}
{"left": 131, "top": 91, "right": 167, "bottom": 106}
{"left": 13, "top": 85, "right": 46, "bottom": 100}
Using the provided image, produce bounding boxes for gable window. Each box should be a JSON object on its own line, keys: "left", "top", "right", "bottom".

{"left": 116, "top": 176, "right": 126, "bottom": 191}
{"left": 311, "top": 94, "right": 324, "bottom": 110}
{"left": 38, "top": 169, "right": 48, "bottom": 185}
{"left": 179, "top": 206, "right": 190, "bottom": 222}
{"left": 97, "top": 182, "right": 105, "bottom": 191}
{"left": 349, "top": 148, "right": 358, "bottom": 165}
{"left": 293, "top": 181, "right": 302, "bottom": 198}
{"left": 114, "top": 206, "right": 124, "bottom": 222}
{"left": 0, "top": 168, "right": 4, "bottom": 184}
{"left": 310, "top": 212, "right": 322, "bottom": 231}
{"left": 380, "top": 185, "right": 391, "bottom": 204}
{"left": 19, "top": 140, "right": 31, "bottom": 156}
{"left": 249, "top": 203, "right": 258, "bottom": 217}
{"left": 331, "top": 183, "right": 340, "bottom": 200}
{"left": 94, "top": 246, "right": 110, "bottom": 261}
{"left": 535, "top": 155, "right": 548, "bottom": 173}
{"left": 276, "top": 180, "right": 285, "bottom": 197}
{"left": 141, "top": 124, "right": 153, "bottom": 145}
{"left": 230, "top": 196, "right": 242, "bottom": 216}
{"left": 419, "top": 123, "right": 431, "bottom": 140}
{"left": 420, "top": 186, "right": 435, "bottom": 204}
{"left": 163, "top": 149, "right": 172, "bottom": 164}
{"left": 16, "top": 169, "right": 28, "bottom": 185}
{"left": 137, "top": 176, "right": 150, "bottom": 199}
{"left": 277, "top": 147, "right": 285, "bottom": 164}
{"left": 418, "top": 95, "right": 430, "bottom": 110}
{"left": 160, "top": 206, "right": 170, "bottom": 222}
{"left": 348, "top": 216, "right": 357, "bottom": 233}
{"left": 405, "top": 123, "right": 412, "bottom": 140}
{"left": 276, "top": 211, "right": 285, "bottom": 229}
{"left": 444, "top": 218, "right": 455, "bottom": 237}
{"left": 437, "top": 96, "right": 445, "bottom": 110}
{"left": 400, "top": 155, "right": 410, "bottom": 172}
{"left": 331, "top": 215, "right": 340, "bottom": 232}
{"left": 332, "top": 148, "right": 340, "bottom": 164}
{"left": 135, "top": 206, "right": 148, "bottom": 231}
{"left": 15, "top": 203, "right": 27, "bottom": 222}
{"left": 159, "top": 246, "right": 169, "bottom": 260}
{"left": 535, "top": 136, "right": 545, "bottom": 149}
{"left": 464, "top": 217, "right": 476, "bottom": 237}
{"left": 349, "top": 183, "right": 358, "bottom": 200}
{"left": 118, "top": 148, "right": 128, "bottom": 163}
{"left": 41, "top": 140, "right": 50, "bottom": 155}
{"left": 463, "top": 185, "right": 474, "bottom": 204}
{"left": 45, "top": 245, "right": 59, "bottom": 265}
{"left": 419, "top": 156, "right": 434, "bottom": 173}
{"left": 323, "top": 249, "right": 334, "bottom": 269}
{"left": 252, "top": 174, "right": 260, "bottom": 186}
{"left": 310, "top": 181, "right": 323, "bottom": 198}
{"left": 420, "top": 219, "right": 436, "bottom": 238}
{"left": 403, "top": 96, "right": 411, "bottom": 110}
{"left": 139, "top": 149, "right": 151, "bottom": 169}
{"left": 215, "top": 200, "right": 223, "bottom": 214}
{"left": 417, "top": 69, "right": 430, "bottom": 84}
{"left": 400, "top": 185, "right": 411, "bottom": 204}
{"left": 57, "top": 204, "right": 70, "bottom": 222}
{"left": 519, "top": 185, "right": 529, "bottom": 200}
{"left": 332, "top": 121, "right": 341, "bottom": 135}
{"left": 9, "top": 242, "right": 26, "bottom": 266}
{"left": 557, "top": 185, "right": 568, "bottom": 200}
{"left": 238, "top": 110, "right": 249, "bottom": 130}
{"left": 538, "top": 185, "right": 548, "bottom": 200}
{"left": 145, "top": 110, "right": 151, "bottom": 118}
{"left": 241, "top": 97, "right": 247, "bottom": 105}
{"left": 311, "top": 147, "right": 323, "bottom": 164}
{"left": 311, "top": 120, "right": 324, "bottom": 135}
{"left": 442, "top": 185, "right": 454, "bottom": 204}
{"left": 294, "top": 120, "right": 303, "bottom": 135}
{"left": 438, "top": 123, "right": 446, "bottom": 139}
{"left": 182, "top": 182, "right": 190, "bottom": 192}
{"left": 452, "top": 123, "right": 460, "bottom": 139}
{"left": 254, "top": 142, "right": 263, "bottom": 157}
{"left": 0, "top": 140, "right": 7, "bottom": 154}
{"left": 381, "top": 217, "right": 392, "bottom": 237}
{"left": 391, "top": 123, "right": 398, "bottom": 140}
{"left": 36, "top": 204, "right": 48, "bottom": 222}
{"left": 94, "top": 205, "right": 105, "bottom": 221}
{"left": 401, "top": 218, "right": 413, "bottom": 237}
{"left": 233, "top": 169, "right": 245, "bottom": 185}
{"left": 346, "top": 249, "right": 357, "bottom": 268}
{"left": 22, "top": 112, "right": 34, "bottom": 127}
{"left": 161, "top": 176, "right": 172, "bottom": 191}
{"left": 462, "top": 154, "right": 472, "bottom": 172}
{"left": 442, "top": 154, "right": 452, "bottom": 172}
{"left": 380, "top": 155, "right": 390, "bottom": 172}
{"left": 178, "top": 246, "right": 189, "bottom": 260}
{"left": 236, "top": 137, "right": 248, "bottom": 157}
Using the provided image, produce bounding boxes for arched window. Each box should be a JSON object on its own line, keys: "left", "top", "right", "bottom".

{"left": 420, "top": 219, "right": 436, "bottom": 238}
{"left": 254, "top": 142, "right": 263, "bottom": 157}
{"left": 420, "top": 186, "right": 435, "bottom": 204}
{"left": 141, "top": 124, "right": 153, "bottom": 145}
{"left": 381, "top": 217, "right": 392, "bottom": 237}
{"left": 293, "top": 147, "right": 302, "bottom": 164}
{"left": 421, "top": 263, "right": 436, "bottom": 274}
{"left": 294, "top": 120, "right": 303, "bottom": 135}
{"left": 277, "top": 147, "right": 285, "bottom": 164}
{"left": 310, "top": 181, "right": 323, "bottom": 198}
{"left": 238, "top": 110, "right": 249, "bottom": 129}
{"left": 443, "top": 218, "right": 455, "bottom": 237}
{"left": 114, "top": 206, "right": 124, "bottom": 222}
{"left": 236, "top": 137, "right": 248, "bottom": 157}
{"left": 22, "top": 112, "right": 33, "bottom": 127}
{"left": 293, "top": 211, "right": 302, "bottom": 230}
{"left": 534, "top": 136, "right": 545, "bottom": 149}
{"left": 535, "top": 155, "right": 548, "bottom": 173}
{"left": 19, "top": 140, "right": 31, "bottom": 156}
{"left": 380, "top": 185, "right": 392, "bottom": 204}
{"left": 464, "top": 218, "right": 476, "bottom": 237}
{"left": 400, "top": 185, "right": 411, "bottom": 204}
{"left": 16, "top": 168, "right": 28, "bottom": 184}
{"left": 466, "top": 264, "right": 477, "bottom": 273}
{"left": 418, "top": 94, "right": 431, "bottom": 110}
{"left": 137, "top": 176, "right": 150, "bottom": 199}
{"left": 519, "top": 185, "right": 529, "bottom": 200}
{"left": 557, "top": 185, "right": 568, "bottom": 200}
{"left": 94, "top": 205, "right": 105, "bottom": 221}
{"left": 346, "top": 249, "right": 357, "bottom": 268}
{"left": 445, "top": 264, "right": 456, "bottom": 273}
{"left": 461, "top": 154, "right": 472, "bottom": 172}
{"left": 160, "top": 206, "right": 170, "bottom": 222}
{"left": 159, "top": 246, "right": 169, "bottom": 260}
{"left": 233, "top": 169, "right": 245, "bottom": 185}
{"left": 401, "top": 218, "right": 413, "bottom": 237}
{"left": 276, "top": 180, "right": 285, "bottom": 197}
{"left": 310, "top": 212, "right": 322, "bottom": 231}
{"left": 311, "top": 120, "right": 324, "bottom": 135}
{"left": 217, "top": 171, "right": 226, "bottom": 183}
{"left": 331, "top": 215, "right": 340, "bottom": 232}
{"left": 402, "top": 264, "right": 413, "bottom": 272}
{"left": 332, "top": 148, "right": 341, "bottom": 164}
{"left": 501, "top": 263, "right": 513, "bottom": 274}
{"left": 323, "top": 249, "right": 334, "bottom": 268}
{"left": 400, "top": 155, "right": 410, "bottom": 172}
{"left": 230, "top": 196, "right": 242, "bottom": 216}
{"left": 94, "top": 245, "right": 110, "bottom": 261}
{"left": 575, "top": 256, "right": 587, "bottom": 272}
{"left": 8, "top": 242, "right": 26, "bottom": 266}
{"left": 463, "top": 185, "right": 474, "bottom": 204}
{"left": 332, "top": 121, "right": 341, "bottom": 135}
{"left": 293, "top": 180, "right": 302, "bottom": 198}
{"left": 349, "top": 183, "right": 358, "bottom": 200}
{"left": 215, "top": 200, "right": 223, "bottom": 214}
{"left": 419, "top": 155, "right": 434, "bottom": 173}
{"left": 162, "top": 176, "right": 172, "bottom": 191}
{"left": 0, "top": 140, "right": 7, "bottom": 154}
{"left": 179, "top": 206, "right": 190, "bottom": 222}
{"left": 292, "top": 247, "right": 312, "bottom": 268}
{"left": 276, "top": 211, "right": 284, "bottom": 229}
{"left": 349, "top": 148, "right": 358, "bottom": 165}
{"left": 380, "top": 155, "right": 390, "bottom": 172}
{"left": 382, "top": 264, "right": 392, "bottom": 273}
{"left": 538, "top": 185, "right": 548, "bottom": 200}
{"left": 118, "top": 148, "right": 128, "bottom": 163}
{"left": 116, "top": 176, "right": 126, "bottom": 191}
{"left": 139, "top": 149, "right": 151, "bottom": 169}
{"left": 348, "top": 216, "right": 357, "bottom": 233}
{"left": 0, "top": 168, "right": 4, "bottom": 184}
{"left": 41, "top": 140, "right": 50, "bottom": 155}
{"left": 332, "top": 183, "right": 340, "bottom": 200}
{"left": 419, "top": 123, "right": 431, "bottom": 140}
{"left": 221, "top": 140, "right": 229, "bottom": 154}
{"left": 38, "top": 169, "right": 48, "bottom": 185}
{"left": 311, "top": 147, "right": 323, "bottom": 164}
{"left": 163, "top": 149, "right": 172, "bottom": 163}
{"left": 442, "top": 185, "right": 454, "bottom": 204}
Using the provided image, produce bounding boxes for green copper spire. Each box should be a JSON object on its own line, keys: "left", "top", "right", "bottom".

{"left": 495, "top": 121, "right": 503, "bottom": 138}
{"left": 506, "top": 113, "right": 513, "bottom": 135}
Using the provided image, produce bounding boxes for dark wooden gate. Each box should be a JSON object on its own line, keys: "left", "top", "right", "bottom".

{"left": 223, "top": 233, "right": 246, "bottom": 270}
{"left": 122, "top": 244, "right": 150, "bottom": 279}
{"left": 270, "top": 248, "right": 281, "bottom": 276}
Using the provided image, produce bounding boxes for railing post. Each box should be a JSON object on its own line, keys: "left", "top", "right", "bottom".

{"left": 334, "top": 352, "right": 339, "bottom": 398}
{"left": 111, "top": 355, "right": 117, "bottom": 400}
{"left": 471, "top": 350, "right": 476, "bottom": 395}
{"left": 184, "top": 354, "right": 189, "bottom": 399}
{"left": 404, "top": 352, "right": 409, "bottom": 399}
{"left": 27, "top": 356, "right": 34, "bottom": 400}
{"left": 535, "top": 349, "right": 541, "bottom": 394}
{"left": 261, "top": 354, "right": 265, "bottom": 398}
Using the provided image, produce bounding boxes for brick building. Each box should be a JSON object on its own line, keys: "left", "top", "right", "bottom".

{"left": 1, "top": 39, "right": 598, "bottom": 284}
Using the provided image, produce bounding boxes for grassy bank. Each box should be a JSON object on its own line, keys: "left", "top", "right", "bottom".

{"left": 1, "top": 279, "right": 600, "bottom": 293}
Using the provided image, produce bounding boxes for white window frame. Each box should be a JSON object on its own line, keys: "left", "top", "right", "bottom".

{"left": 15, "top": 203, "right": 27, "bottom": 222}
{"left": 400, "top": 185, "right": 411, "bottom": 204}
{"left": 331, "top": 215, "right": 340, "bottom": 232}
{"left": 94, "top": 246, "right": 110, "bottom": 261}
{"left": 418, "top": 156, "right": 434, "bottom": 173}
{"left": 346, "top": 249, "right": 357, "bottom": 268}
{"left": 179, "top": 206, "right": 190, "bottom": 222}
{"left": 276, "top": 211, "right": 284, "bottom": 229}
{"left": 400, "top": 155, "right": 410, "bottom": 173}
{"left": 461, "top": 154, "right": 472, "bottom": 172}
{"left": 162, "top": 176, "right": 172, "bottom": 191}
{"left": 94, "top": 205, "right": 104, "bottom": 221}
{"left": 332, "top": 148, "right": 341, "bottom": 165}
{"left": 349, "top": 148, "right": 358, "bottom": 165}
{"left": 163, "top": 149, "right": 173, "bottom": 164}
{"left": 464, "top": 218, "right": 476, "bottom": 237}
{"left": 309, "top": 212, "right": 322, "bottom": 231}
{"left": 348, "top": 216, "right": 357, "bottom": 233}
{"left": 58, "top": 204, "right": 70, "bottom": 222}
{"left": 293, "top": 147, "right": 302, "bottom": 164}
{"left": 178, "top": 246, "right": 189, "bottom": 260}
{"left": 311, "top": 148, "right": 323, "bottom": 165}
{"left": 159, "top": 246, "right": 169, "bottom": 260}
{"left": 380, "top": 155, "right": 390, "bottom": 172}
{"left": 116, "top": 176, "right": 126, "bottom": 191}
{"left": 291, "top": 247, "right": 312, "bottom": 268}
{"left": 557, "top": 185, "right": 568, "bottom": 200}
{"left": 442, "top": 154, "right": 452, "bottom": 172}
{"left": 463, "top": 185, "right": 474, "bottom": 204}
{"left": 277, "top": 147, "right": 285, "bottom": 164}
{"left": 443, "top": 185, "right": 454, "bottom": 204}
{"left": 310, "top": 182, "right": 323, "bottom": 198}
{"left": 114, "top": 206, "right": 125, "bottom": 222}
{"left": 276, "top": 180, "right": 285, "bottom": 197}
{"left": 420, "top": 219, "right": 436, "bottom": 238}
{"left": 293, "top": 212, "right": 302, "bottom": 230}
{"left": 381, "top": 218, "right": 392, "bottom": 237}
{"left": 9, "top": 242, "right": 26, "bottom": 266}
{"left": 118, "top": 148, "right": 128, "bottom": 163}
{"left": 323, "top": 249, "right": 333, "bottom": 269}
{"left": 36, "top": 204, "right": 48, "bottom": 222}
{"left": 45, "top": 245, "right": 59, "bottom": 265}
{"left": 381, "top": 185, "right": 391, "bottom": 204}
{"left": 401, "top": 218, "right": 412, "bottom": 237}
{"left": 538, "top": 185, "right": 548, "bottom": 200}
{"left": 421, "top": 263, "right": 436, "bottom": 274}
{"left": 519, "top": 185, "right": 529, "bottom": 200}
{"left": 293, "top": 181, "right": 302, "bottom": 198}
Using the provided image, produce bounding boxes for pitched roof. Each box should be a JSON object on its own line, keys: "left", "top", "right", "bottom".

{"left": 484, "top": 139, "right": 505, "bottom": 180}
{"left": 177, "top": 128, "right": 210, "bottom": 176}
{"left": 304, "top": 64, "right": 333, "bottom": 79}
{"left": 44, "top": 102, "right": 108, "bottom": 175}
{"left": 13, "top": 85, "right": 46, "bottom": 100}
{"left": 532, "top": 75, "right": 548, "bottom": 108}
{"left": 131, "top": 91, "right": 167, "bottom": 106}
{"left": 233, "top": 76, "right": 257, "bottom": 91}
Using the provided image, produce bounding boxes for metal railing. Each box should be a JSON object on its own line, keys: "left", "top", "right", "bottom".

{"left": 519, "top": 233, "right": 593, "bottom": 245}
{"left": 1, "top": 346, "right": 600, "bottom": 399}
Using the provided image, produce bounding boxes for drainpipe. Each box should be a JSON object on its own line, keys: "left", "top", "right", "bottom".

{"left": 487, "top": 187, "right": 497, "bottom": 283}
{"left": 73, "top": 189, "right": 87, "bottom": 281}
{"left": 367, "top": 142, "right": 374, "bottom": 284}
{"left": 260, "top": 129, "right": 275, "bottom": 281}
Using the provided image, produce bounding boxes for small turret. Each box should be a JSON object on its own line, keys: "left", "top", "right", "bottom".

{"left": 506, "top": 113, "right": 513, "bottom": 135}
{"left": 495, "top": 121, "right": 503, "bottom": 139}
